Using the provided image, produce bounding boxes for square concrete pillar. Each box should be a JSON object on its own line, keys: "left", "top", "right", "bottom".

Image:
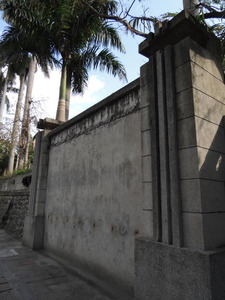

{"left": 135, "top": 10, "right": 225, "bottom": 299}
{"left": 23, "top": 118, "right": 62, "bottom": 249}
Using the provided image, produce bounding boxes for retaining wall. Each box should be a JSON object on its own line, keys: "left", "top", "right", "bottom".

{"left": 0, "top": 173, "right": 31, "bottom": 237}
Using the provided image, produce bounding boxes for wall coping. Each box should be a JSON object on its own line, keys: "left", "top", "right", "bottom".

{"left": 48, "top": 78, "right": 140, "bottom": 138}
{"left": 0, "top": 190, "right": 30, "bottom": 195}
{"left": 139, "top": 10, "right": 220, "bottom": 58}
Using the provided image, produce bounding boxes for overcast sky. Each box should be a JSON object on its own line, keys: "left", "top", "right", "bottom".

{"left": 1, "top": 0, "right": 183, "bottom": 121}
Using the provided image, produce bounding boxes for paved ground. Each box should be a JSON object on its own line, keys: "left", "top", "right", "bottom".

{"left": 0, "top": 230, "right": 128, "bottom": 300}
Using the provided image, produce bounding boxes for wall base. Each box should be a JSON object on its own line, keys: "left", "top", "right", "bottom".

{"left": 22, "top": 215, "right": 44, "bottom": 250}
{"left": 135, "top": 237, "right": 225, "bottom": 299}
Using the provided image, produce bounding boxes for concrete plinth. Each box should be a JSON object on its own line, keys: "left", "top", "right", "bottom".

{"left": 23, "top": 215, "right": 45, "bottom": 249}
{"left": 135, "top": 237, "right": 225, "bottom": 300}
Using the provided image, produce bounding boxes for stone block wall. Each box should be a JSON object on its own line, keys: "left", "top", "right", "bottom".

{"left": 0, "top": 173, "right": 31, "bottom": 237}
{"left": 0, "top": 191, "right": 30, "bottom": 237}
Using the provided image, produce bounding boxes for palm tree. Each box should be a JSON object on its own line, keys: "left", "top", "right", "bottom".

{"left": 0, "top": 67, "right": 15, "bottom": 123}
{"left": 5, "top": 54, "right": 31, "bottom": 173}
{"left": 66, "top": 44, "right": 126, "bottom": 120}
{"left": 54, "top": 1, "right": 127, "bottom": 121}
{"left": 18, "top": 57, "right": 37, "bottom": 169}
{"left": 8, "top": 72, "right": 27, "bottom": 173}
{"left": 0, "top": 69, "right": 9, "bottom": 122}
{"left": 0, "top": 24, "right": 56, "bottom": 172}
{"left": 0, "top": 0, "right": 127, "bottom": 122}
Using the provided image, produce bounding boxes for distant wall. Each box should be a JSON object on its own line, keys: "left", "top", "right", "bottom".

{"left": 43, "top": 79, "right": 152, "bottom": 294}
{"left": 0, "top": 173, "right": 31, "bottom": 237}
{"left": 0, "top": 172, "right": 32, "bottom": 191}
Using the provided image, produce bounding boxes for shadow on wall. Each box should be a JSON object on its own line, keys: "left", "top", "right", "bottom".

{"left": 199, "top": 116, "right": 225, "bottom": 249}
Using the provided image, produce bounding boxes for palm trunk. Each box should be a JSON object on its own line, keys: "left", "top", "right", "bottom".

{"left": 18, "top": 57, "right": 36, "bottom": 169}
{"left": 7, "top": 73, "right": 26, "bottom": 173}
{"left": 56, "top": 59, "right": 67, "bottom": 122}
{"left": 0, "top": 70, "right": 9, "bottom": 123}
{"left": 24, "top": 109, "right": 31, "bottom": 168}
{"left": 65, "top": 69, "right": 71, "bottom": 121}
{"left": 15, "top": 153, "right": 19, "bottom": 171}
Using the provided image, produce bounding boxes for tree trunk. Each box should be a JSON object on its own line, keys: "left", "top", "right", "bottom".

{"left": 18, "top": 57, "right": 37, "bottom": 169}
{"left": 56, "top": 59, "right": 67, "bottom": 122}
{"left": 7, "top": 73, "right": 26, "bottom": 173}
{"left": 65, "top": 69, "right": 71, "bottom": 121}
{"left": 15, "top": 153, "right": 19, "bottom": 171}
{"left": 24, "top": 109, "right": 31, "bottom": 168}
{"left": 0, "top": 70, "right": 9, "bottom": 123}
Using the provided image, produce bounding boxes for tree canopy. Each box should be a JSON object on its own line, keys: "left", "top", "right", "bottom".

{"left": 77, "top": 1, "right": 225, "bottom": 64}
{"left": 0, "top": 0, "right": 128, "bottom": 121}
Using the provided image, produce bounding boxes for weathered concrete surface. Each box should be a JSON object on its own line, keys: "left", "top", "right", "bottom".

{"left": 43, "top": 80, "right": 150, "bottom": 296}
{"left": 135, "top": 238, "right": 225, "bottom": 300}
{"left": 0, "top": 229, "right": 127, "bottom": 300}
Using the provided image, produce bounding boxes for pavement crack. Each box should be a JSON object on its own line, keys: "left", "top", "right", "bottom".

{"left": 0, "top": 288, "right": 12, "bottom": 293}
{"left": 26, "top": 277, "right": 53, "bottom": 284}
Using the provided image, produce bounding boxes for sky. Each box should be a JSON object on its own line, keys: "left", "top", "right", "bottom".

{"left": 0, "top": 0, "right": 183, "bottom": 121}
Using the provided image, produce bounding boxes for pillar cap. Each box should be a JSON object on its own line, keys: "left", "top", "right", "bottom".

{"left": 139, "top": 10, "right": 219, "bottom": 58}
{"left": 37, "top": 118, "right": 64, "bottom": 130}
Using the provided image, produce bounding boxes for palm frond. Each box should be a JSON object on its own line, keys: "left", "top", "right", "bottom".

{"left": 93, "top": 22, "right": 126, "bottom": 53}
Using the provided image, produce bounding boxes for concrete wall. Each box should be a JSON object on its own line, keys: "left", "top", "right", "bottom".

{"left": 0, "top": 173, "right": 31, "bottom": 237}
{"left": 43, "top": 79, "right": 152, "bottom": 294}
{"left": 23, "top": 10, "right": 225, "bottom": 300}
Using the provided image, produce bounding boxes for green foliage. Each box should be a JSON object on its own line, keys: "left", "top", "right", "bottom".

{"left": 0, "top": 0, "right": 127, "bottom": 99}
{"left": 0, "top": 167, "right": 32, "bottom": 179}
{"left": 154, "top": 1, "right": 225, "bottom": 68}
{"left": 14, "top": 168, "right": 32, "bottom": 175}
{"left": 195, "top": 1, "right": 225, "bottom": 66}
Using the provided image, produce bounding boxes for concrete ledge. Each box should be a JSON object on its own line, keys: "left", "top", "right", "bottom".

{"left": 0, "top": 190, "right": 30, "bottom": 196}
{"left": 135, "top": 237, "right": 225, "bottom": 299}
{"left": 37, "top": 118, "right": 64, "bottom": 130}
